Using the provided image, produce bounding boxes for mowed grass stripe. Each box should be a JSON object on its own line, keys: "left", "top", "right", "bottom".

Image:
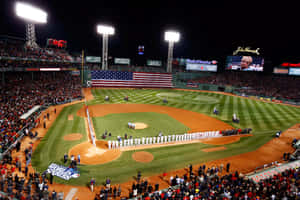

{"left": 217, "top": 95, "right": 227, "bottom": 117}
{"left": 259, "top": 101, "right": 285, "bottom": 128}
{"left": 267, "top": 103, "right": 295, "bottom": 124}
{"left": 288, "top": 106, "right": 300, "bottom": 115}
{"left": 243, "top": 99, "right": 263, "bottom": 130}
{"left": 226, "top": 96, "right": 234, "bottom": 120}
{"left": 251, "top": 100, "right": 274, "bottom": 130}
{"left": 276, "top": 104, "right": 300, "bottom": 119}
{"left": 236, "top": 97, "right": 248, "bottom": 128}
{"left": 252, "top": 99, "right": 276, "bottom": 130}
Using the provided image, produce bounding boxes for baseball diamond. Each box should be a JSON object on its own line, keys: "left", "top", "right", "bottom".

{"left": 30, "top": 88, "right": 300, "bottom": 190}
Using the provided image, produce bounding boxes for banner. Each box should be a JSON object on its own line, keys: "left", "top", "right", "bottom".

{"left": 114, "top": 58, "right": 130, "bottom": 65}
{"left": 273, "top": 67, "right": 288, "bottom": 74}
{"left": 86, "top": 56, "right": 101, "bottom": 63}
{"left": 147, "top": 60, "right": 162, "bottom": 66}
{"left": 289, "top": 68, "right": 300, "bottom": 76}
{"left": 71, "top": 70, "right": 80, "bottom": 76}
{"left": 47, "top": 163, "right": 80, "bottom": 180}
{"left": 186, "top": 63, "right": 217, "bottom": 72}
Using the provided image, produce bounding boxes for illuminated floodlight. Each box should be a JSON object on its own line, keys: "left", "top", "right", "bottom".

{"left": 15, "top": 2, "right": 47, "bottom": 24}
{"left": 165, "top": 31, "right": 180, "bottom": 42}
{"left": 97, "top": 25, "right": 115, "bottom": 35}
{"left": 96, "top": 24, "right": 115, "bottom": 70}
{"left": 165, "top": 31, "right": 180, "bottom": 73}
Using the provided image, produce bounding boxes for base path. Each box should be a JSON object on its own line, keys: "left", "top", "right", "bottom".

{"left": 77, "top": 104, "right": 233, "bottom": 132}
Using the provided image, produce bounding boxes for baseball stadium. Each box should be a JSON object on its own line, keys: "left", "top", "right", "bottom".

{"left": 1, "top": 1, "right": 300, "bottom": 200}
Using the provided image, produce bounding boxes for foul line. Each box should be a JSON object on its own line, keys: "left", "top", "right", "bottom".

{"left": 65, "top": 188, "right": 78, "bottom": 200}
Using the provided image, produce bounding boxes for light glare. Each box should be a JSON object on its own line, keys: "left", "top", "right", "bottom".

{"left": 97, "top": 25, "right": 115, "bottom": 35}
{"left": 15, "top": 2, "right": 47, "bottom": 24}
{"left": 165, "top": 31, "right": 180, "bottom": 42}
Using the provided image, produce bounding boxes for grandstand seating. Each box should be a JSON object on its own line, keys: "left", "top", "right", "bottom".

{"left": 183, "top": 71, "right": 300, "bottom": 102}
{"left": 0, "top": 72, "right": 82, "bottom": 154}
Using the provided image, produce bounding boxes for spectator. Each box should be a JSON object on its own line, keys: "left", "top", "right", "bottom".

{"left": 226, "top": 162, "right": 230, "bottom": 172}
{"left": 63, "top": 153, "right": 68, "bottom": 164}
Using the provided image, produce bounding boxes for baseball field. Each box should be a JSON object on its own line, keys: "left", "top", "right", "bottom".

{"left": 31, "top": 88, "right": 300, "bottom": 187}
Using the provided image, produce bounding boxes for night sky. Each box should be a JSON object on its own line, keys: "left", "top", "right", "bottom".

{"left": 1, "top": 0, "right": 300, "bottom": 69}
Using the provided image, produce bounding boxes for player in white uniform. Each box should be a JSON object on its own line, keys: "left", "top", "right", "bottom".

{"left": 108, "top": 140, "right": 111, "bottom": 149}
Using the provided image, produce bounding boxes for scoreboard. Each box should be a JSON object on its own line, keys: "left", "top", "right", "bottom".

{"left": 47, "top": 39, "right": 67, "bottom": 48}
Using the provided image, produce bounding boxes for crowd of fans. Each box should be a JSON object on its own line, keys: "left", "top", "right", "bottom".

{"left": 0, "top": 40, "right": 78, "bottom": 63}
{"left": 125, "top": 165, "right": 300, "bottom": 200}
{"left": 0, "top": 72, "right": 82, "bottom": 154}
{"left": 186, "top": 71, "right": 300, "bottom": 101}
{"left": 0, "top": 153, "right": 65, "bottom": 199}
{"left": 0, "top": 59, "right": 80, "bottom": 69}
{"left": 0, "top": 71, "right": 82, "bottom": 199}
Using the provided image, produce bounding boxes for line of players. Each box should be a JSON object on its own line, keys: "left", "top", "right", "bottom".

{"left": 107, "top": 131, "right": 220, "bottom": 149}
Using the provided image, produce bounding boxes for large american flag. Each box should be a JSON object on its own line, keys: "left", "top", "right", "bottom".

{"left": 91, "top": 71, "right": 173, "bottom": 88}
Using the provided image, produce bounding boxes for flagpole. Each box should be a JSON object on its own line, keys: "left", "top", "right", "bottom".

{"left": 81, "top": 49, "right": 84, "bottom": 85}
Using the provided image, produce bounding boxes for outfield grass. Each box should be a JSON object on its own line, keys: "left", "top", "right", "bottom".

{"left": 90, "top": 89, "right": 300, "bottom": 133}
{"left": 31, "top": 88, "right": 300, "bottom": 186}
{"left": 92, "top": 112, "right": 189, "bottom": 140}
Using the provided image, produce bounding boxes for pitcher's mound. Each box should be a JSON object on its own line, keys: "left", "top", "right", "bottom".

{"left": 69, "top": 141, "right": 121, "bottom": 165}
{"left": 132, "top": 151, "right": 154, "bottom": 163}
{"left": 63, "top": 133, "right": 82, "bottom": 141}
{"left": 134, "top": 122, "right": 148, "bottom": 130}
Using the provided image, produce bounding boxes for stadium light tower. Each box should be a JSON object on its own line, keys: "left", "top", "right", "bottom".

{"left": 15, "top": 2, "right": 47, "bottom": 48}
{"left": 97, "top": 25, "right": 115, "bottom": 70}
{"left": 165, "top": 31, "right": 180, "bottom": 73}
